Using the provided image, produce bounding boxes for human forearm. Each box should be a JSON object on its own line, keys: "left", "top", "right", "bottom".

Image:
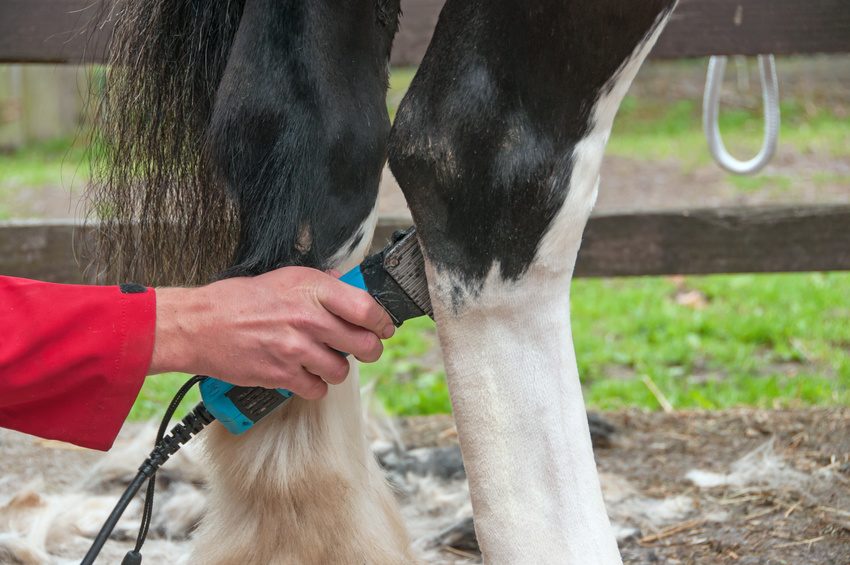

{"left": 147, "top": 286, "right": 206, "bottom": 377}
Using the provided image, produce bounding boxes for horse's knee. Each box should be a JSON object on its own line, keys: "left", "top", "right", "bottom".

{"left": 389, "top": 0, "right": 678, "bottom": 296}
{"left": 388, "top": 52, "right": 570, "bottom": 287}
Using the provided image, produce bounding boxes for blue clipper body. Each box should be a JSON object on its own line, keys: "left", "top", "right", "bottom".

{"left": 199, "top": 266, "right": 368, "bottom": 434}
{"left": 198, "top": 379, "right": 294, "bottom": 434}
{"left": 199, "top": 227, "right": 432, "bottom": 435}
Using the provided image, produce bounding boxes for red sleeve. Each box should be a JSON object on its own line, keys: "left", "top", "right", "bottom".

{"left": 0, "top": 276, "right": 156, "bottom": 451}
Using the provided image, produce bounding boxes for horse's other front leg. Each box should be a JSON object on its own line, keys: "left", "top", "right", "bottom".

{"left": 389, "top": 1, "right": 677, "bottom": 563}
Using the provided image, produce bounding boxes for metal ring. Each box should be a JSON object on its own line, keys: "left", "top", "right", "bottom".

{"left": 703, "top": 54, "right": 780, "bottom": 175}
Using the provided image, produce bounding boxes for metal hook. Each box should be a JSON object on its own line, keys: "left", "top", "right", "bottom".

{"left": 703, "top": 54, "right": 780, "bottom": 175}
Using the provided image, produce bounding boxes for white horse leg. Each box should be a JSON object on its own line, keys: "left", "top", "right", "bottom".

{"left": 389, "top": 2, "right": 676, "bottom": 562}
{"left": 425, "top": 162, "right": 613, "bottom": 563}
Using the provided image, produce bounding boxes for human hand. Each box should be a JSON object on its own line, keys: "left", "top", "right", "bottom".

{"left": 148, "top": 267, "right": 395, "bottom": 400}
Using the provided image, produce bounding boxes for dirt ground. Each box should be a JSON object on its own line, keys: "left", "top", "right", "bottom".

{"left": 399, "top": 409, "right": 850, "bottom": 565}
{"left": 601, "top": 409, "right": 850, "bottom": 565}
{"left": 2, "top": 408, "right": 848, "bottom": 564}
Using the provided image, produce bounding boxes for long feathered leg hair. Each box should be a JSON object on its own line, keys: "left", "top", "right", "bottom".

{"left": 86, "top": 0, "right": 245, "bottom": 286}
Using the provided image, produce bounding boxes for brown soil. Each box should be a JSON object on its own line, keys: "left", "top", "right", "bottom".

{"left": 1, "top": 184, "right": 83, "bottom": 220}
{"left": 3, "top": 409, "right": 848, "bottom": 564}
{"left": 399, "top": 409, "right": 850, "bottom": 565}
{"left": 603, "top": 409, "right": 850, "bottom": 565}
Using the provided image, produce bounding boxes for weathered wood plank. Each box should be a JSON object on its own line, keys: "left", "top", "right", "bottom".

{"left": 0, "top": 220, "right": 93, "bottom": 284}
{"left": 1, "top": 0, "right": 848, "bottom": 65}
{"left": 0, "top": 0, "right": 110, "bottom": 65}
{"left": 651, "top": 0, "right": 850, "bottom": 59}
{"left": 575, "top": 205, "right": 850, "bottom": 278}
{"left": 4, "top": 206, "right": 849, "bottom": 284}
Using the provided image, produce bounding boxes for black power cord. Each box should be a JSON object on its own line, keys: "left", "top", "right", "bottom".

{"left": 81, "top": 375, "right": 215, "bottom": 565}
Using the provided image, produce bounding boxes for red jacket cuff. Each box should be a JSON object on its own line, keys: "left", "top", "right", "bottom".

{"left": 0, "top": 277, "right": 156, "bottom": 450}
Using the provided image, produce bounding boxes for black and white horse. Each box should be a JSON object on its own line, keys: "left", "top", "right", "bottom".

{"left": 90, "top": 1, "right": 677, "bottom": 563}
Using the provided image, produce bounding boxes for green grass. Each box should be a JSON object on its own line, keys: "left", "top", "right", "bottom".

{"left": 387, "top": 66, "right": 418, "bottom": 122}
{"left": 607, "top": 97, "right": 849, "bottom": 168}
{"left": 813, "top": 172, "right": 850, "bottom": 186}
{"left": 128, "top": 372, "right": 200, "bottom": 421}
{"left": 573, "top": 272, "right": 850, "bottom": 411}
{"left": 131, "top": 272, "right": 850, "bottom": 420}
{"left": 364, "top": 272, "right": 850, "bottom": 416}
{"left": 0, "top": 137, "right": 89, "bottom": 219}
{"left": 0, "top": 137, "right": 88, "bottom": 190}
{"left": 360, "top": 317, "right": 450, "bottom": 415}
{"left": 727, "top": 174, "right": 793, "bottom": 194}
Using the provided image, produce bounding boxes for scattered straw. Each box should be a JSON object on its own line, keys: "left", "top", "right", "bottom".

{"left": 774, "top": 535, "right": 826, "bottom": 548}
{"left": 638, "top": 518, "right": 704, "bottom": 544}
{"left": 744, "top": 504, "right": 781, "bottom": 521}
{"left": 784, "top": 501, "right": 800, "bottom": 518}
{"left": 642, "top": 375, "right": 674, "bottom": 413}
{"left": 817, "top": 506, "right": 850, "bottom": 518}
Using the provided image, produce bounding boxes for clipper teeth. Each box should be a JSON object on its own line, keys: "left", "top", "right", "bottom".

{"left": 384, "top": 229, "right": 433, "bottom": 319}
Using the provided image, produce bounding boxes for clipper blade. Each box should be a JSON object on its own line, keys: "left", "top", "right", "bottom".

{"left": 383, "top": 228, "right": 433, "bottom": 319}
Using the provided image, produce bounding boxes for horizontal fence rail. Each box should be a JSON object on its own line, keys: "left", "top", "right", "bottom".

{"left": 576, "top": 205, "right": 850, "bottom": 277}
{"left": 4, "top": 205, "right": 849, "bottom": 285}
{"left": 0, "top": 219, "right": 92, "bottom": 284}
{"left": 1, "top": 0, "right": 848, "bottom": 65}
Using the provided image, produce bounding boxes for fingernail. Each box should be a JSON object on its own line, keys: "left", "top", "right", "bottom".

{"left": 382, "top": 324, "right": 395, "bottom": 339}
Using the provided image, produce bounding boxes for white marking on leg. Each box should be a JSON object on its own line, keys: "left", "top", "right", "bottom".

{"left": 328, "top": 200, "right": 379, "bottom": 272}
{"left": 538, "top": 12, "right": 672, "bottom": 268}
{"left": 426, "top": 10, "right": 675, "bottom": 564}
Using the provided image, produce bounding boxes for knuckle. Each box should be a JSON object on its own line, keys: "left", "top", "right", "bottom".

{"left": 289, "top": 311, "right": 315, "bottom": 332}
{"left": 303, "top": 378, "right": 328, "bottom": 400}
{"left": 282, "top": 337, "right": 308, "bottom": 360}
{"left": 328, "top": 357, "right": 350, "bottom": 384}
{"left": 358, "top": 333, "right": 382, "bottom": 362}
{"left": 353, "top": 294, "right": 378, "bottom": 324}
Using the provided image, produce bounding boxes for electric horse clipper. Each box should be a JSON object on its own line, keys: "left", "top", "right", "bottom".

{"left": 199, "top": 226, "right": 434, "bottom": 434}
{"left": 81, "top": 227, "right": 432, "bottom": 565}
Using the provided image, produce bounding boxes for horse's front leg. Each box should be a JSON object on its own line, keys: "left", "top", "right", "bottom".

{"left": 389, "top": 1, "right": 677, "bottom": 563}
{"left": 186, "top": 1, "right": 417, "bottom": 564}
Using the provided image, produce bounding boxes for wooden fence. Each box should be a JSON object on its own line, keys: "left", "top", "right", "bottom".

{"left": 2, "top": 0, "right": 849, "bottom": 65}
{"left": 0, "top": 0, "right": 848, "bottom": 284}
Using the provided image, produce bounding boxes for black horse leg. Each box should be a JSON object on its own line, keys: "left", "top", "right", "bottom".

{"left": 188, "top": 2, "right": 419, "bottom": 564}
{"left": 205, "top": 0, "right": 400, "bottom": 276}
